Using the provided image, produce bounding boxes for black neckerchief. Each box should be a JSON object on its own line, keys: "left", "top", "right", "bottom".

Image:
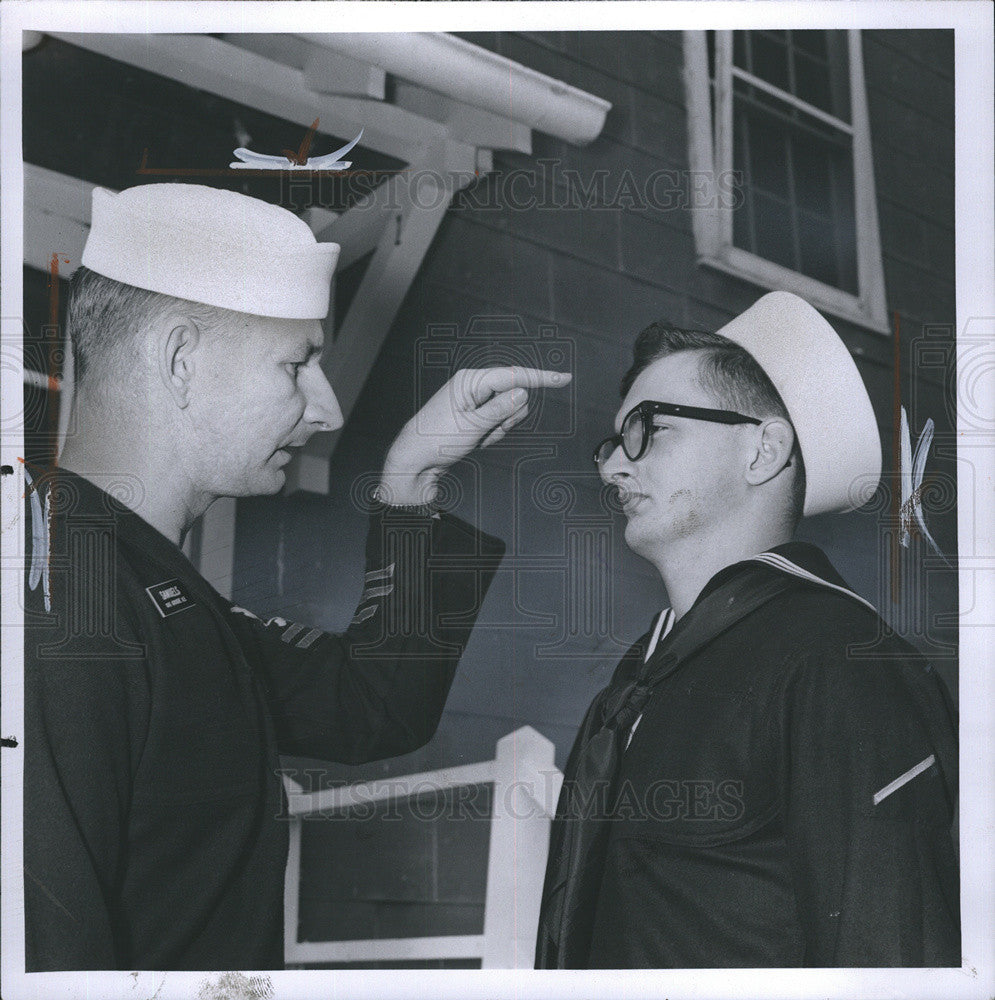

{"left": 535, "top": 553, "right": 839, "bottom": 969}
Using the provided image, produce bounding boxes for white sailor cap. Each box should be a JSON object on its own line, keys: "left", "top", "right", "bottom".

{"left": 715, "top": 291, "right": 882, "bottom": 517}
{"left": 81, "top": 183, "right": 339, "bottom": 319}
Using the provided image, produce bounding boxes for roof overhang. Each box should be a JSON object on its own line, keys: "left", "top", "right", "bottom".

{"left": 22, "top": 30, "right": 610, "bottom": 592}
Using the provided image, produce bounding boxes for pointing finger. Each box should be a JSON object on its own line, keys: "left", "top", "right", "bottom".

{"left": 481, "top": 402, "right": 530, "bottom": 448}
{"left": 470, "top": 387, "right": 529, "bottom": 431}
{"left": 466, "top": 367, "right": 571, "bottom": 405}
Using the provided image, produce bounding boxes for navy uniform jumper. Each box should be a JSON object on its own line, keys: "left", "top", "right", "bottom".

{"left": 540, "top": 543, "right": 959, "bottom": 968}
{"left": 23, "top": 468, "right": 504, "bottom": 971}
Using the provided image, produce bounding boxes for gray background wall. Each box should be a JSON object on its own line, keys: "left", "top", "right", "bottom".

{"left": 232, "top": 28, "right": 957, "bottom": 771}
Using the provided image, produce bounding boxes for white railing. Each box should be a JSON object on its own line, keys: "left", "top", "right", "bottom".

{"left": 282, "top": 725, "right": 563, "bottom": 969}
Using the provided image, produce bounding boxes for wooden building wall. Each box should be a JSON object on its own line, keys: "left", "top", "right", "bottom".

{"left": 235, "top": 27, "right": 957, "bottom": 772}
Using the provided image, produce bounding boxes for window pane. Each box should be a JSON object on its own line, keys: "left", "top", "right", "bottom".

{"left": 825, "top": 33, "right": 852, "bottom": 122}
{"left": 794, "top": 131, "right": 856, "bottom": 291}
{"left": 722, "top": 29, "right": 862, "bottom": 297}
{"left": 738, "top": 80, "right": 788, "bottom": 119}
{"left": 794, "top": 52, "right": 833, "bottom": 113}
{"left": 736, "top": 30, "right": 851, "bottom": 122}
{"left": 732, "top": 193, "right": 753, "bottom": 256}
{"left": 747, "top": 113, "right": 790, "bottom": 200}
{"left": 750, "top": 32, "right": 790, "bottom": 92}
{"left": 735, "top": 77, "right": 842, "bottom": 142}
{"left": 792, "top": 30, "right": 828, "bottom": 60}
{"left": 732, "top": 103, "right": 753, "bottom": 252}
{"left": 751, "top": 191, "right": 795, "bottom": 271}
{"left": 791, "top": 138, "right": 834, "bottom": 216}
{"left": 732, "top": 31, "right": 746, "bottom": 71}
{"left": 758, "top": 30, "right": 789, "bottom": 48}
{"left": 797, "top": 210, "right": 841, "bottom": 287}
{"left": 732, "top": 83, "right": 858, "bottom": 291}
{"left": 830, "top": 156, "right": 858, "bottom": 293}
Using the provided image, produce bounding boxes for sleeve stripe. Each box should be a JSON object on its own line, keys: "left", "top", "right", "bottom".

{"left": 360, "top": 583, "right": 394, "bottom": 601}
{"left": 364, "top": 563, "right": 395, "bottom": 584}
{"left": 281, "top": 622, "right": 306, "bottom": 644}
{"left": 351, "top": 604, "right": 378, "bottom": 626}
{"left": 296, "top": 627, "right": 323, "bottom": 650}
{"left": 873, "top": 754, "right": 936, "bottom": 805}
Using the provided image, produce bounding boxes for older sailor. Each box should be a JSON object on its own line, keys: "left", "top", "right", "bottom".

{"left": 23, "top": 182, "right": 568, "bottom": 970}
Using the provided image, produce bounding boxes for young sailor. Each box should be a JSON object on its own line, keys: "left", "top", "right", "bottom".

{"left": 536, "top": 292, "right": 959, "bottom": 969}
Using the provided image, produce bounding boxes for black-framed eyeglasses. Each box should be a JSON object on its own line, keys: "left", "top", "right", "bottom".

{"left": 593, "top": 400, "right": 763, "bottom": 466}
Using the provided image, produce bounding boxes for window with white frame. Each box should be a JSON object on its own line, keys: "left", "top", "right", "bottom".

{"left": 684, "top": 30, "right": 888, "bottom": 333}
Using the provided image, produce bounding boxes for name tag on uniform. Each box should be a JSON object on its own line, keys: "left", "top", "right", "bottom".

{"left": 146, "top": 578, "right": 195, "bottom": 618}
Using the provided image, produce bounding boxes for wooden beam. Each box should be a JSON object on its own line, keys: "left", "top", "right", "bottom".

{"left": 286, "top": 758, "right": 498, "bottom": 818}
{"left": 481, "top": 727, "right": 557, "bottom": 969}
{"left": 328, "top": 138, "right": 478, "bottom": 420}
{"left": 24, "top": 164, "right": 95, "bottom": 225}
{"left": 303, "top": 46, "right": 386, "bottom": 100}
{"left": 23, "top": 164, "right": 98, "bottom": 273}
{"left": 394, "top": 81, "right": 532, "bottom": 154}
{"left": 282, "top": 138, "right": 480, "bottom": 494}
{"left": 23, "top": 205, "right": 87, "bottom": 275}
{"left": 287, "top": 935, "right": 485, "bottom": 965}
{"left": 297, "top": 32, "right": 611, "bottom": 146}
{"left": 219, "top": 32, "right": 309, "bottom": 70}
{"left": 49, "top": 32, "right": 446, "bottom": 164}
{"left": 310, "top": 184, "right": 392, "bottom": 272}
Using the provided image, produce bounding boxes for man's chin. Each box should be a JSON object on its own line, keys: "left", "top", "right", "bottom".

{"left": 258, "top": 452, "right": 294, "bottom": 493}
{"left": 214, "top": 455, "right": 293, "bottom": 498}
{"left": 235, "top": 467, "right": 286, "bottom": 498}
{"left": 623, "top": 517, "right": 652, "bottom": 552}
{"left": 262, "top": 468, "right": 286, "bottom": 494}
{"left": 623, "top": 516, "right": 671, "bottom": 559}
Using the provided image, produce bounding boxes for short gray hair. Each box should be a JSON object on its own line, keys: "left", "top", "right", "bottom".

{"left": 67, "top": 266, "right": 234, "bottom": 396}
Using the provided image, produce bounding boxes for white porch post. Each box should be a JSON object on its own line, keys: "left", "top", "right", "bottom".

{"left": 481, "top": 725, "right": 561, "bottom": 969}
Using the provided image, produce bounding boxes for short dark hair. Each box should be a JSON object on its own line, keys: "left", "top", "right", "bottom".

{"left": 620, "top": 323, "right": 807, "bottom": 524}
{"left": 67, "top": 266, "right": 233, "bottom": 395}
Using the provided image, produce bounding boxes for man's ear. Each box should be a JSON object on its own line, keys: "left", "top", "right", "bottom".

{"left": 158, "top": 314, "right": 202, "bottom": 408}
{"left": 744, "top": 417, "right": 795, "bottom": 487}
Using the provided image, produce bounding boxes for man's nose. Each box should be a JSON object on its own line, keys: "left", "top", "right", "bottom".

{"left": 303, "top": 366, "right": 344, "bottom": 431}
{"left": 598, "top": 441, "right": 631, "bottom": 483}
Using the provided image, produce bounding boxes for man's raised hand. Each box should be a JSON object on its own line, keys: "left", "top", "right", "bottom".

{"left": 377, "top": 367, "right": 572, "bottom": 507}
